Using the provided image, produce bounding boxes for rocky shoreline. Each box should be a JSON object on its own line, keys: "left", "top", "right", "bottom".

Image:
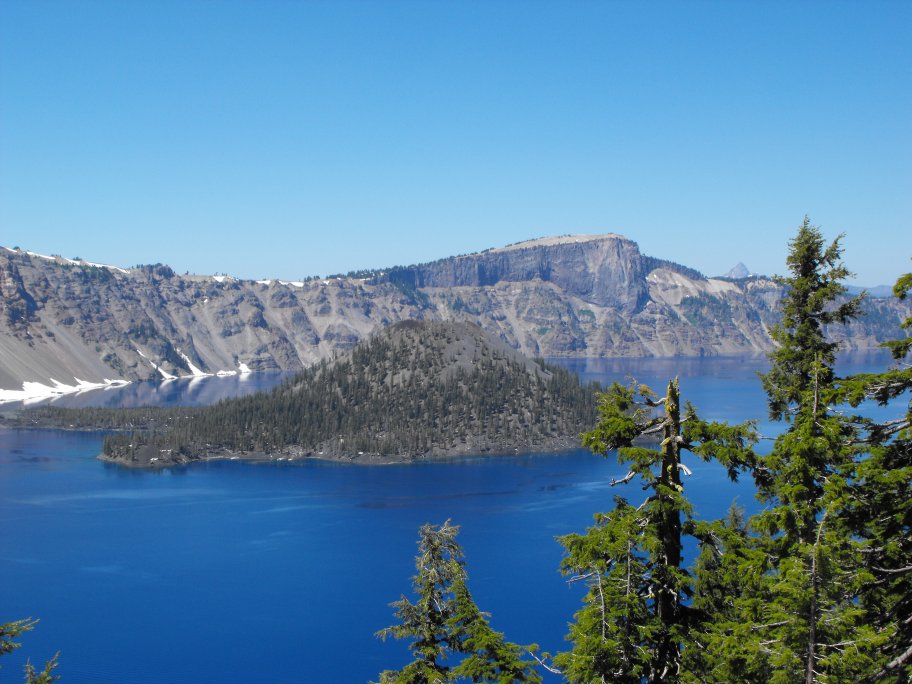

{"left": 96, "top": 434, "right": 585, "bottom": 469}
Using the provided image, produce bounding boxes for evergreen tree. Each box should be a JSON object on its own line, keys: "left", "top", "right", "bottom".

{"left": 684, "top": 504, "right": 773, "bottom": 683}
{"left": 1, "top": 619, "right": 60, "bottom": 683}
{"left": 376, "top": 521, "right": 539, "bottom": 683}
{"left": 24, "top": 656, "right": 60, "bottom": 684}
{"left": 448, "top": 578, "right": 541, "bottom": 683}
{"left": 837, "top": 268, "right": 912, "bottom": 681}
{"left": 1, "top": 619, "right": 37, "bottom": 658}
{"left": 760, "top": 216, "right": 863, "bottom": 423}
{"left": 745, "top": 218, "right": 873, "bottom": 683}
{"left": 556, "top": 377, "right": 755, "bottom": 682}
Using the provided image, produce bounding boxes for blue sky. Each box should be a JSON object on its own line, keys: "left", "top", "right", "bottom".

{"left": 1, "top": 1, "right": 909, "bottom": 285}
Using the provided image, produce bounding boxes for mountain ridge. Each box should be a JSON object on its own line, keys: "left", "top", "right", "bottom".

{"left": 1, "top": 236, "right": 908, "bottom": 394}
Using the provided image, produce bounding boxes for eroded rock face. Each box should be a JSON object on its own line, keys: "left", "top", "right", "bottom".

{"left": 0, "top": 237, "right": 908, "bottom": 390}
{"left": 409, "top": 235, "right": 649, "bottom": 313}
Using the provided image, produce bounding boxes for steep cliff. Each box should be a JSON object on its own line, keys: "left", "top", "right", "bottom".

{"left": 1, "top": 237, "right": 907, "bottom": 392}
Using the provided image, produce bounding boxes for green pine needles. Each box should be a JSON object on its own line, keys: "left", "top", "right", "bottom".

{"left": 375, "top": 521, "right": 541, "bottom": 683}
{"left": 558, "top": 376, "right": 756, "bottom": 683}
{"left": 0, "top": 619, "right": 59, "bottom": 684}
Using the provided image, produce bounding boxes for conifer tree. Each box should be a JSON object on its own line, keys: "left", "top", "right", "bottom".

{"left": 1, "top": 619, "right": 60, "bottom": 683}
{"left": 376, "top": 521, "right": 539, "bottom": 683}
{"left": 684, "top": 503, "right": 773, "bottom": 683}
{"left": 837, "top": 268, "right": 912, "bottom": 681}
{"left": 447, "top": 578, "right": 541, "bottom": 683}
{"left": 556, "top": 377, "right": 755, "bottom": 682}
{"left": 747, "top": 218, "right": 872, "bottom": 683}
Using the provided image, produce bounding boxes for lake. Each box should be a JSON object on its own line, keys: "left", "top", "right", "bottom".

{"left": 0, "top": 353, "right": 897, "bottom": 683}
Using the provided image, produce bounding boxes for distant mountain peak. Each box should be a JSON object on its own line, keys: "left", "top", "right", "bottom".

{"left": 721, "top": 262, "right": 752, "bottom": 279}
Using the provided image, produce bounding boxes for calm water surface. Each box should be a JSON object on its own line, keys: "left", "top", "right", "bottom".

{"left": 0, "top": 354, "right": 896, "bottom": 682}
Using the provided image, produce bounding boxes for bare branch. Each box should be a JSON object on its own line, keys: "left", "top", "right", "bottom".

{"left": 528, "top": 651, "right": 563, "bottom": 675}
{"left": 610, "top": 471, "right": 636, "bottom": 486}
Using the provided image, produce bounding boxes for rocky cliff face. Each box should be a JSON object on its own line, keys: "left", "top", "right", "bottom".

{"left": 1, "top": 237, "right": 908, "bottom": 391}
{"left": 408, "top": 235, "right": 649, "bottom": 313}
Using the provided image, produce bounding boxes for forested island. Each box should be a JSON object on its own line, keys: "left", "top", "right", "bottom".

{"left": 9, "top": 320, "right": 599, "bottom": 466}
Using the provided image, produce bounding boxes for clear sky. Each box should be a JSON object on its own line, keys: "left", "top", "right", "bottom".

{"left": 1, "top": 1, "right": 909, "bottom": 285}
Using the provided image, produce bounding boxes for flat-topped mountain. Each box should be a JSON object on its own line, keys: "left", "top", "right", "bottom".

{"left": 91, "top": 320, "right": 599, "bottom": 465}
{"left": 1, "top": 236, "right": 908, "bottom": 392}
{"left": 391, "top": 233, "right": 648, "bottom": 312}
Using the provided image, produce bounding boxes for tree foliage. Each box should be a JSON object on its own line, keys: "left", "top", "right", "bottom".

{"left": 553, "top": 219, "right": 909, "bottom": 683}
{"left": 0, "top": 619, "right": 60, "bottom": 683}
{"left": 834, "top": 264, "right": 912, "bottom": 681}
{"left": 376, "top": 521, "right": 540, "bottom": 684}
{"left": 742, "top": 219, "right": 882, "bottom": 683}
{"left": 761, "top": 216, "right": 864, "bottom": 422}
{"left": 557, "top": 377, "right": 756, "bottom": 682}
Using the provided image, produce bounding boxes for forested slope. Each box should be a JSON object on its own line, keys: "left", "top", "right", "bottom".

{"left": 35, "top": 320, "right": 600, "bottom": 465}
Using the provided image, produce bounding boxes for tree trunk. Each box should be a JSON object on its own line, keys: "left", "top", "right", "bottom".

{"left": 654, "top": 378, "right": 683, "bottom": 682}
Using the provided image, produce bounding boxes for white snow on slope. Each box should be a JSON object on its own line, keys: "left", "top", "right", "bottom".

{"left": 136, "top": 349, "right": 177, "bottom": 379}
{"left": 176, "top": 349, "right": 209, "bottom": 377}
{"left": 84, "top": 260, "right": 130, "bottom": 274}
{"left": 0, "top": 378, "right": 130, "bottom": 405}
{"left": 1, "top": 246, "right": 131, "bottom": 274}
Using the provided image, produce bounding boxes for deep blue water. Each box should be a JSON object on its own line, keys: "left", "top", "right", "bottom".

{"left": 0, "top": 354, "right": 897, "bottom": 682}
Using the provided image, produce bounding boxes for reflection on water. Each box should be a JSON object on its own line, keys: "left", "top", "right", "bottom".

{"left": 43, "top": 371, "right": 294, "bottom": 409}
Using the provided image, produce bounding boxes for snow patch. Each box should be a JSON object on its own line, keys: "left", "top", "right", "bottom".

{"left": 155, "top": 366, "right": 177, "bottom": 380}
{"left": 83, "top": 260, "right": 130, "bottom": 274}
{"left": 237, "top": 363, "right": 252, "bottom": 374}
{"left": 176, "top": 349, "right": 209, "bottom": 377}
{"left": 256, "top": 280, "right": 272, "bottom": 286}
{"left": 25, "top": 251, "right": 56, "bottom": 261}
{"left": 6, "top": 248, "right": 130, "bottom": 274}
{"left": 0, "top": 378, "right": 130, "bottom": 405}
{"left": 136, "top": 348, "right": 177, "bottom": 379}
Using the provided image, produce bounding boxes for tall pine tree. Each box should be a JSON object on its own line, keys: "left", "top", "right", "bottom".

{"left": 747, "top": 218, "right": 874, "bottom": 683}
{"left": 375, "top": 521, "right": 540, "bottom": 683}
{"left": 556, "top": 377, "right": 755, "bottom": 682}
